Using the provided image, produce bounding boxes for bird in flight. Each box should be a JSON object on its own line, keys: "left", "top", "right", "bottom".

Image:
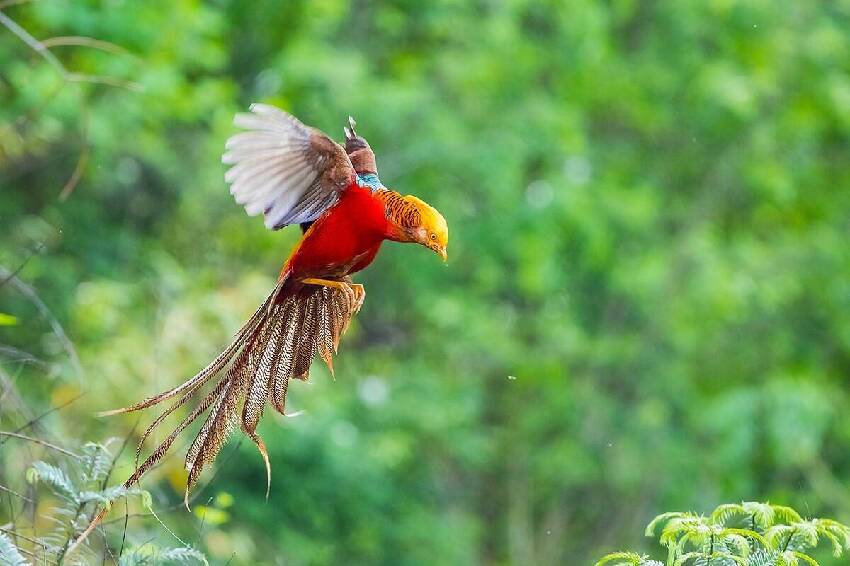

{"left": 106, "top": 105, "right": 449, "bottom": 500}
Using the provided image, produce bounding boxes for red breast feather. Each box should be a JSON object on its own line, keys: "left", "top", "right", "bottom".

{"left": 286, "top": 184, "right": 389, "bottom": 279}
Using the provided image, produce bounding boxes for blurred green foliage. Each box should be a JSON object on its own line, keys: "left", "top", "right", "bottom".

{"left": 2, "top": 0, "right": 850, "bottom": 564}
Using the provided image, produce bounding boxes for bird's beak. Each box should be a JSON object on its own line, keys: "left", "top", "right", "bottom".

{"left": 425, "top": 242, "right": 448, "bottom": 262}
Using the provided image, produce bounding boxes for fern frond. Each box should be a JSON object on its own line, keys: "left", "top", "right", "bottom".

{"left": 771, "top": 505, "right": 803, "bottom": 525}
{"left": 646, "top": 512, "right": 692, "bottom": 537}
{"left": 26, "top": 462, "right": 77, "bottom": 503}
{"left": 775, "top": 549, "right": 820, "bottom": 566}
{"left": 746, "top": 549, "right": 777, "bottom": 566}
{"left": 718, "top": 532, "right": 752, "bottom": 558}
{"left": 719, "top": 527, "right": 769, "bottom": 549}
{"left": 594, "top": 552, "right": 645, "bottom": 566}
{"left": 710, "top": 504, "right": 747, "bottom": 527}
{"left": 158, "top": 547, "right": 209, "bottom": 565}
{"left": 813, "top": 519, "right": 850, "bottom": 556}
{"left": 0, "top": 532, "right": 29, "bottom": 566}
{"left": 710, "top": 502, "right": 800, "bottom": 531}
{"left": 746, "top": 503, "right": 777, "bottom": 530}
{"left": 80, "top": 441, "right": 115, "bottom": 484}
{"left": 766, "top": 524, "right": 796, "bottom": 549}
{"left": 118, "top": 543, "right": 208, "bottom": 566}
{"left": 787, "top": 551, "right": 819, "bottom": 566}
{"left": 77, "top": 485, "right": 151, "bottom": 511}
{"left": 791, "top": 521, "right": 820, "bottom": 551}
{"left": 673, "top": 551, "right": 747, "bottom": 566}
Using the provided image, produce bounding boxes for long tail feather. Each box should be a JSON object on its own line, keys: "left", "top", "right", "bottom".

{"left": 112, "top": 278, "right": 360, "bottom": 500}
{"left": 125, "top": 377, "right": 231, "bottom": 487}
{"left": 98, "top": 287, "right": 279, "bottom": 417}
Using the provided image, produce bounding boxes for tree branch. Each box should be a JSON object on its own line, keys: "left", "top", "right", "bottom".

{"left": 0, "top": 431, "right": 81, "bottom": 459}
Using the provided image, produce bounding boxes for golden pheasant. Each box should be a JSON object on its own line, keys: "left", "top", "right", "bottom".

{"left": 107, "top": 105, "right": 448, "bottom": 500}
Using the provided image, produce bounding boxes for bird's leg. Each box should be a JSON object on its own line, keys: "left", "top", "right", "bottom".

{"left": 301, "top": 278, "right": 357, "bottom": 310}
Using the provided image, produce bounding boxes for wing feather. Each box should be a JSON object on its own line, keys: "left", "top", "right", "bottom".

{"left": 223, "top": 103, "right": 355, "bottom": 230}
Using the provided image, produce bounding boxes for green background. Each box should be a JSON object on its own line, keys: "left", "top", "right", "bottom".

{"left": 2, "top": 0, "right": 850, "bottom": 564}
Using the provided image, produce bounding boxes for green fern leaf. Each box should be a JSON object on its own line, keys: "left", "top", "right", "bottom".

{"left": 594, "top": 552, "right": 645, "bottom": 566}
{"left": 0, "top": 533, "right": 29, "bottom": 566}
{"left": 159, "top": 547, "right": 209, "bottom": 565}
{"left": 27, "top": 461, "right": 77, "bottom": 503}
{"left": 646, "top": 512, "right": 691, "bottom": 537}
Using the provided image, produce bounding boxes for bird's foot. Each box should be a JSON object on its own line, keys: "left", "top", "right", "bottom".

{"left": 301, "top": 278, "right": 360, "bottom": 312}
{"left": 350, "top": 283, "right": 365, "bottom": 313}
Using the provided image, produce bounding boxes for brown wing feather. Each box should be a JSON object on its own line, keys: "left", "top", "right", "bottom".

{"left": 223, "top": 104, "right": 355, "bottom": 230}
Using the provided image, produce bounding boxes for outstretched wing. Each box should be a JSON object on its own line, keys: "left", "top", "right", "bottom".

{"left": 223, "top": 104, "right": 356, "bottom": 230}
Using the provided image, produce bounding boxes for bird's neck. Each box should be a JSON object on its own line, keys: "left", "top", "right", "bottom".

{"left": 375, "top": 190, "right": 421, "bottom": 242}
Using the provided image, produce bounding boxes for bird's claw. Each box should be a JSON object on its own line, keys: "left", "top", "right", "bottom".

{"left": 341, "top": 282, "right": 357, "bottom": 312}
{"left": 301, "top": 277, "right": 364, "bottom": 314}
{"left": 349, "top": 283, "right": 365, "bottom": 313}
{"left": 338, "top": 282, "right": 364, "bottom": 314}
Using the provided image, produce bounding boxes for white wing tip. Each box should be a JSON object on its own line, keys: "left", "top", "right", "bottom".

{"left": 250, "top": 102, "right": 274, "bottom": 113}
{"left": 232, "top": 112, "right": 253, "bottom": 127}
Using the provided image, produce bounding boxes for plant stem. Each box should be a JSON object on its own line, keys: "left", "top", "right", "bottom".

{"left": 781, "top": 527, "right": 797, "bottom": 552}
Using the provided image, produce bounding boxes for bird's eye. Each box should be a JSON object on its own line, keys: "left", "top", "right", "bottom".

{"left": 430, "top": 233, "right": 437, "bottom": 241}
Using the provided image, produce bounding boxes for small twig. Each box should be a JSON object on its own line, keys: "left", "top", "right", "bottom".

{"left": 5, "top": 491, "right": 19, "bottom": 547}
{"left": 0, "top": 266, "right": 84, "bottom": 378}
{"left": 0, "top": 10, "right": 142, "bottom": 92}
{"left": 0, "top": 484, "right": 34, "bottom": 504}
{"left": 0, "top": 9, "right": 65, "bottom": 74}
{"left": 781, "top": 527, "right": 798, "bottom": 552}
{"left": 0, "top": 242, "right": 44, "bottom": 289}
{"left": 93, "top": 434, "right": 133, "bottom": 565}
{"left": 41, "top": 36, "right": 131, "bottom": 56}
{"left": 104, "top": 424, "right": 138, "bottom": 561}
{"left": 194, "top": 497, "right": 212, "bottom": 546}
{"left": 0, "top": 366, "right": 31, "bottom": 419}
{"left": 101, "top": 512, "right": 156, "bottom": 526}
{"left": 0, "top": 431, "right": 81, "bottom": 459}
{"left": 0, "top": 391, "right": 85, "bottom": 447}
{"left": 59, "top": 130, "right": 89, "bottom": 201}
{"left": 104, "top": 426, "right": 137, "bottom": 488}
{"left": 118, "top": 498, "right": 129, "bottom": 558}
{"left": 0, "top": 344, "right": 49, "bottom": 368}
{"left": 64, "top": 72, "right": 142, "bottom": 91}
{"left": 0, "top": 526, "right": 48, "bottom": 548}
{"left": 146, "top": 504, "right": 188, "bottom": 547}
{"left": 12, "top": 391, "right": 85, "bottom": 434}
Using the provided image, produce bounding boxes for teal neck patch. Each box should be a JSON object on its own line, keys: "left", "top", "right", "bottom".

{"left": 356, "top": 173, "right": 384, "bottom": 190}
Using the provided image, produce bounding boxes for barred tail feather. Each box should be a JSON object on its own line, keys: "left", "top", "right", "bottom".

{"left": 98, "top": 287, "right": 279, "bottom": 418}
{"left": 113, "top": 279, "right": 359, "bottom": 501}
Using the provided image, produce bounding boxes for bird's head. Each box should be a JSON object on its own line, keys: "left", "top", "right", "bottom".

{"left": 392, "top": 194, "right": 448, "bottom": 261}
